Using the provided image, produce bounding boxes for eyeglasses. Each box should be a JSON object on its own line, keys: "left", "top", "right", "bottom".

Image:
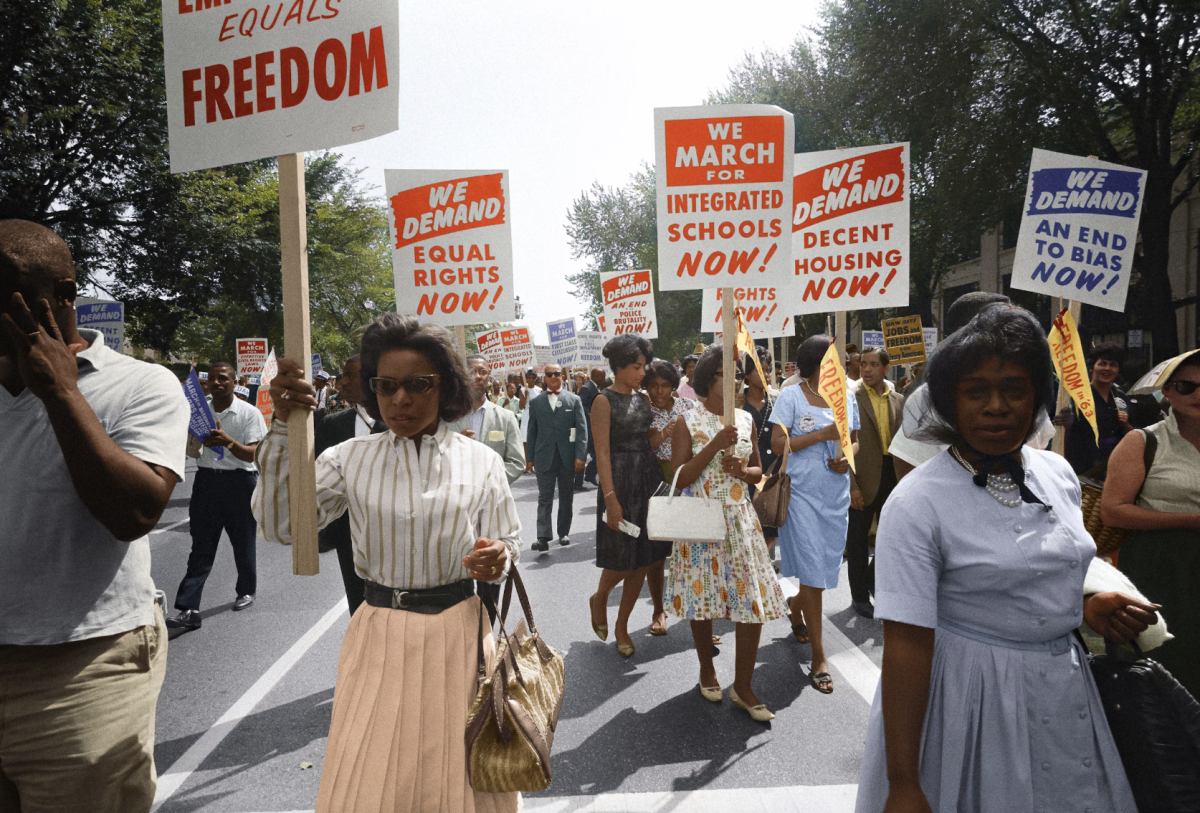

{"left": 369, "top": 375, "right": 441, "bottom": 396}
{"left": 1166, "top": 379, "right": 1199, "bottom": 396}
{"left": 469, "top": 367, "right": 491, "bottom": 379}
{"left": 544, "top": 371, "right": 563, "bottom": 377}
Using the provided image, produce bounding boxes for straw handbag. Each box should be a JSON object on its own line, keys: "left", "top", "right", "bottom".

{"left": 647, "top": 465, "right": 726, "bottom": 545}
{"left": 753, "top": 425, "right": 791, "bottom": 528}
{"left": 466, "top": 568, "right": 565, "bottom": 793}
{"left": 1079, "top": 431, "right": 1157, "bottom": 556}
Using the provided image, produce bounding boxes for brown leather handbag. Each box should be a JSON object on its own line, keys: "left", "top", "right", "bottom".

{"left": 752, "top": 426, "right": 791, "bottom": 528}
{"left": 465, "top": 568, "right": 565, "bottom": 793}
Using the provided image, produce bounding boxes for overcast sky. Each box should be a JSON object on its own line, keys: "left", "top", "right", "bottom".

{"left": 340, "top": 1, "right": 821, "bottom": 344}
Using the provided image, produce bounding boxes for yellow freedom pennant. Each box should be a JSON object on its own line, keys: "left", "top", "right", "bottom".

{"left": 817, "top": 342, "right": 856, "bottom": 472}
{"left": 1049, "top": 307, "right": 1099, "bottom": 445}
{"left": 733, "top": 298, "right": 767, "bottom": 390}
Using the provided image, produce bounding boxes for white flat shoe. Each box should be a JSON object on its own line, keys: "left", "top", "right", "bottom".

{"left": 699, "top": 682, "right": 723, "bottom": 703}
{"left": 730, "top": 687, "right": 774, "bottom": 722}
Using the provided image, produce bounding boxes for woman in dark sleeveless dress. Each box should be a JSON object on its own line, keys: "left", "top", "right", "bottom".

{"left": 587, "top": 334, "right": 670, "bottom": 657}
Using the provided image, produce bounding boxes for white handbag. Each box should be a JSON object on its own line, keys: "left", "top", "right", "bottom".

{"left": 646, "top": 464, "right": 727, "bottom": 544}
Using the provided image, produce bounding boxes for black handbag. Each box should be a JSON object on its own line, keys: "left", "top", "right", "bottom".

{"left": 1088, "top": 641, "right": 1200, "bottom": 812}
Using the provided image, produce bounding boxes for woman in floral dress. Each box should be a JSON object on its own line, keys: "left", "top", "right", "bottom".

{"left": 668, "top": 344, "right": 788, "bottom": 721}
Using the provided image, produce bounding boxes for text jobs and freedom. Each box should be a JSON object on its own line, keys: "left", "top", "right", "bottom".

{"left": 162, "top": 0, "right": 399, "bottom": 172}
{"left": 386, "top": 170, "right": 516, "bottom": 326}
{"left": 655, "top": 105, "right": 794, "bottom": 291}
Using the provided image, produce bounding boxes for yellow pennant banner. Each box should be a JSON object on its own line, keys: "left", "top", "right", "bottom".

{"left": 817, "top": 342, "right": 856, "bottom": 472}
{"left": 734, "top": 299, "right": 767, "bottom": 390}
{"left": 1049, "top": 307, "right": 1099, "bottom": 445}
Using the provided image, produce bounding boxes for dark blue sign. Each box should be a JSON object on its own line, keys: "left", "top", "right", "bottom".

{"left": 1027, "top": 167, "right": 1142, "bottom": 219}
{"left": 183, "top": 368, "right": 223, "bottom": 460}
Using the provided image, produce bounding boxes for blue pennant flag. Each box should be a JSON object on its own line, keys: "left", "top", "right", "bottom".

{"left": 183, "top": 368, "right": 223, "bottom": 460}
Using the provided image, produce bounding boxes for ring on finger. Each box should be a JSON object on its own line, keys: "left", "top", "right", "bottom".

{"left": 281, "top": 390, "right": 289, "bottom": 401}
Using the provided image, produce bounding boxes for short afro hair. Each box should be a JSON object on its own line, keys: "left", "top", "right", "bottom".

{"left": 359, "top": 313, "right": 472, "bottom": 423}
{"left": 644, "top": 358, "right": 680, "bottom": 389}
{"left": 944, "top": 292, "right": 1011, "bottom": 334}
{"left": 861, "top": 346, "right": 891, "bottom": 366}
{"left": 1086, "top": 342, "right": 1123, "bottom": 368}
{"left": 603, "top": 333, "right": 654, "bottom": 372}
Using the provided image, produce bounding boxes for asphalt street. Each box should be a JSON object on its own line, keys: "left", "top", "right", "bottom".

{"left": 150, "top": 458, "right": 883, "bottom": 812}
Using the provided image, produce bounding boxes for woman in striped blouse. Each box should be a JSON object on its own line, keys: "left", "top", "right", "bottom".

{"left": 254, "top": 314, "right": 521, "bottom": 813}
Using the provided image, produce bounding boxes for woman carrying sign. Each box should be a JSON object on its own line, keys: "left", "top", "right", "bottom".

{"left": 253, "top": 314, "right": 520, "bottom": 813}
{"left": 770, "top": 335, "right": 860, "bottom": 695}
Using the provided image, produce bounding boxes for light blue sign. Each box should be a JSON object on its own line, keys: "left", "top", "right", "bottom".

{"left": 76, "top": 299, "right": 124, "bottom": 352}
{"left": 182, "top": 369, "right": 223, "bottom": 460}
{"left": 547, "top": 318, "right": 578, "bottom": 365}
{"left": 311, "top": 353, "right": 323, "bottom": 378}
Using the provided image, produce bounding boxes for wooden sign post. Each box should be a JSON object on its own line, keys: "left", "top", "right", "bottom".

{"left": 455, "top": 325, "right": 468, "bottom": 358}
{"left": 722, "top": 287, "right": 737, "bottom": 429}
{"left": 834, "top": 311, "right": 847, "bottom": 361}
{"left": 1051, "top": 297, "right": 1083, "bottom": 456}
{"left": 278, "top": 153, "right": 319, "bottom": 576}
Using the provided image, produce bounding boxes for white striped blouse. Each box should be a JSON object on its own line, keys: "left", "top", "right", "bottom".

{"left": 253, "top": 419, "right": 522, "bottom": 589}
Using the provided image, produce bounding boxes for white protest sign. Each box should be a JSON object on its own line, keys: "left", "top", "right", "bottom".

{"left": 700, "top": 287, "right": 795, "bottom": 337}
{"left": 1011, "top": 149, "right": 1145, "bottom": 312}
{"left": 597, "top": 314, "right": 608, "bottom": 335}
{"left": 75, "top": 297, "right": 125, "bottom": 353}
{"left": 162, "top": 0, "right": 400, "bottom": 173}
{"left": 534, "top": 345, "right": 554, "bottom": 374}
{"left": 385, "top": 169, "right": 515, "bottom": 325}
{"left": 923, "top": 327, "right": 938, "bottom": 353}
{"left": 576, "top": 330, "right": 605, "bottom": 367}
{"left": 791, "top": 143, "right": 910, "bottom": 314}
{"left": 547, "top": 318, "right": 578, "bottom": 365}
{"left": 655, "top": 104, "right": 794, "bottom": 291}
{"left": 599, "top": 269, "right": 658, "bottom": 338}
{"left": 475, "top": 326, "right": 535, "bottom": 374}
{"left": 236, "top": 338, "right": 268, "bottom": 377}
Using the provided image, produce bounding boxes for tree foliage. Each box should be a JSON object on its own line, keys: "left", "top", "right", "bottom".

{"left": 565, "top": 167, "right": 705, "bottom": 362}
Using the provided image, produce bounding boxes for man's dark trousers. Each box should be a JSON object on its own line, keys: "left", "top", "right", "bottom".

{"left": 846, "top": 456, "right": 897, "bottom": 603}
{"left": 537, "top": 450, "right": 576, "bottom": 540}
{"left": 175, "top": 468, "right": 258, "bottom": 611}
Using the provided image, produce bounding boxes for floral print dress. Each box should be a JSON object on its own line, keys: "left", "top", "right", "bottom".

{"left": 665, "top": 402, "right": 788, "bottom": 624}
{"left": 649, "top": 395, "right": 694, "bottom": 481}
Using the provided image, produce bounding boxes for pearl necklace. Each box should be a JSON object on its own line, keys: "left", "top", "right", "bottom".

{"left": 950, "top": 446, "right": 1022, "bottom": 508}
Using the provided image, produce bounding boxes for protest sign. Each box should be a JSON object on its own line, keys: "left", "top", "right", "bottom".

{"left": 701, "top": 287, "right": 795, "bottom": 338}
{"left": 600, "top": 269, "right": 658, "bottom": 338}
{"left": 385, "top": 170, "right": 515, "bottom": 325}
{"left": 655, "top": 105, "right": 794, "bottom": 291}
{"left": 792, "top": 143, "right": 910, "bottom": 314}
{"left": 534, "top": 345, "right": 554, "bottom": 374}
{"left": 923, "top": 328, "right": 938, "bottom": 354}
{"left": 577, "top": 330, "right": 605, "bottom": 367}
{"left": 162, "top": 0, "right": 400, "bottom": 173}
{"left": 597, "top": 314, "right": 608, "bottom": 335}
{"left": 881, "top": 316, "right": 927, "bottom": 365}
{"left": 475, "top": 326, "right": 535, "bottom": 374}
{"left": 817, "top": 343, "right": 855, "bottom": 472}
{"left": 1011, "top": 149, "right": 1146, "bottom": 312}
{"left": 183, "top": 368, "right": 223, "bottom": 459}
{"left": 861, "top": 329, "right": 884, "bottom": 349}
{"left": 785, "top": 361, "right": 797, "bottom": 378}
{"left": 256, "top": 349, "right": 278, "bottom": 425}
{"left": 1129, "top": 349, "right": 1200, "bottom": 395}
{"left": 75, "top": 297, "right": 125, "bottom": 353}
{"left": 547, "top": 318, "right": 578, "bottom": 365}
{"left": 236, "top": 338, "right": 269, "bottom": 377}
{"left": 1048, "top": 308, "right": 1098, "bottom": 444}
{"left": 311, "top": 353, "right": 322, "bottom": 378}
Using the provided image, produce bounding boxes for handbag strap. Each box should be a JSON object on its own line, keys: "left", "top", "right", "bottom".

{"left": 499, "top": 567, "right": 554, "bottom": 663}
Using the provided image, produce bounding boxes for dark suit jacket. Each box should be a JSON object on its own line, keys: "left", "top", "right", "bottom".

{"left": 579, "top": 380, "right": 599, "bottom": 454}
{"left": 314, "top": 409, "right": 385, "bottom": 546}
{"left": 526, "top": 390, "right": 587, "bottom": 471}
{"left": 848, "top": 381, "right": 905, "bottom": 505}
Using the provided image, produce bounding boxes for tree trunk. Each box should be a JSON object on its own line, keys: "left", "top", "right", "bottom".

{"left": 1138, "top": 164, "right": 1180, "bottom": 362}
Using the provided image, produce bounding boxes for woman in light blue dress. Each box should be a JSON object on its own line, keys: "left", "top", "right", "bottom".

{"left": 856, "top": 306, "right": 1157, "bottom": 813}
{"left": 770, "top": 335, "right": 859, "bottom": 694}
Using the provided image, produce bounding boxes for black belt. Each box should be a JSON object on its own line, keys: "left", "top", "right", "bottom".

{"left": 362, "top": 579, "right": 475, "bottom": 614}
{"left": 196, "top": 467, "right": 257, "bottom": 476}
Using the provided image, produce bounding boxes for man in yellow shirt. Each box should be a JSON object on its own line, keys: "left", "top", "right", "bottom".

{"left": 847, "top": 346, "right": 905, "bottom": 618}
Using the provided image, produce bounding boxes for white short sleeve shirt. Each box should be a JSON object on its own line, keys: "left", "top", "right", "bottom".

{"left": 198, "top": 396, "right": 268, "bottom": 471}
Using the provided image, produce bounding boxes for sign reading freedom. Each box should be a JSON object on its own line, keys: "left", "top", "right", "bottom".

{"left": 162, "top": 0, "right": 400, "bottom": 172}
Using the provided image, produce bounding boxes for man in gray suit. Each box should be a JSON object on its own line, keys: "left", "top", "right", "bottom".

{"left": 526, "top": 363, "right": 587, "bottom": 552}
{"left": 449, "top": 354, "right": 525, "bottom": 484}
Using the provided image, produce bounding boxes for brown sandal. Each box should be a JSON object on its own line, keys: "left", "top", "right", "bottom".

{"left": 649, "top": 611, "right": 669, "bottom": 636}
{"left": 809, "top": 670, "right": 834, "bottom": 694}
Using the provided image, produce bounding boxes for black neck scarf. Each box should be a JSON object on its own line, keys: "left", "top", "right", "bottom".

{"left": 964, "top": 444, "right": 1047, "bottom": 507}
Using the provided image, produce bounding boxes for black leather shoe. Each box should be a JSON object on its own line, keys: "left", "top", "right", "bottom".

{"left": 233, "top": 595, "right": 255, "bottom": 611}
{"left": 532, "top": 539, "right": 550, "bottom": 552}
{"left": 558, "top": 536, "right": 570, "bottom": 546}
{"left": 852, "top": 600, "right": 875, "bottom": 619}
{"left": 166, "top": 610, "right": 202, "bottom": 631}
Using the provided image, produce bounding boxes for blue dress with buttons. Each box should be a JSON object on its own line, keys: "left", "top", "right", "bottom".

{"left": 855, "top": 449, "right": 1136, "bottom": 813}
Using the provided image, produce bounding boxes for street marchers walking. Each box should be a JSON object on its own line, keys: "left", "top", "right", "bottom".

{"left": 0, "top": 220, "right": 188, "bottom": 813}
{"left": 526, "top": 362, "right": 587, "bottom": 551}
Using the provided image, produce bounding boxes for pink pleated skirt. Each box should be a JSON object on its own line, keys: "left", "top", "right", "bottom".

{"left": 316, "top": 596, "right": 521, "bottom": 813}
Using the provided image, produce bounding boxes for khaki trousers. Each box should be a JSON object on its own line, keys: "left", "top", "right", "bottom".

{"left": 0, "top": 605, "right": 167, "bottom": 813}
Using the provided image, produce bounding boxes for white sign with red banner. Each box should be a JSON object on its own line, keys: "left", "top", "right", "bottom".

{"left": 701, "top": 287, "right": 795, "bottom": 337}
{"left": 256, "top": 348, "right": 278, "bottom": 425}
{"left": 791, "top": 143, "right": 910, "bottom": 314}
{"left": 655, "top": 104, "right": 794, "bottom": 291}
{"left": 599, "top": 269, "right": 658, "bottom": 339}
{"left": 236, "top": 338, "right": 268, "bottom": 377}
{"left": 162, "top": 0, "right": 400, "bottom": 173}
{"left": 385, "top": 169, "right": 515, "bottom": 325}
{"left": 475, "top": 326, "right": 535, "bottom": 374}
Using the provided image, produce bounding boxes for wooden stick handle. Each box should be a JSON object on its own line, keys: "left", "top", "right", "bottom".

{"left": 1051, "top": 298, "right": 1082, "bottom": 457}
{"left": 279, "top": 152, "right": 319, "bottom": 576}
{"left": 721, "top": 287, "right": 736, "bottom": 430}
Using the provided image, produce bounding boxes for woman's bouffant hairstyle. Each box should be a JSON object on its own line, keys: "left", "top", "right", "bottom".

{"left": 796, "top": 335, "right": 833, "bottom": 379}
{"left": 924, "top": 305, "right": 1053, "bottom": 443}
{"left": 359, "top": 313, "right": 473, "bottom": 423}
{"left": 691, "top": 343, "right": 742, "bottom": 398}
{"left": 682, "top": 354, "right": 700, "bottom": 374}
{"left": 603, "top": 333, "right": 654, "bottom": 372}
{"left": 643, "top": 358, "right": 681, "bottom": 389}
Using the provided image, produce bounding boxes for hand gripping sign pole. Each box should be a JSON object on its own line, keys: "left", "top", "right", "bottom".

{"left": 279, "top": 153, "right": 320, "bottom": 576}
{"left": 722, "top": 288, "right": 737, "bottom": 430}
